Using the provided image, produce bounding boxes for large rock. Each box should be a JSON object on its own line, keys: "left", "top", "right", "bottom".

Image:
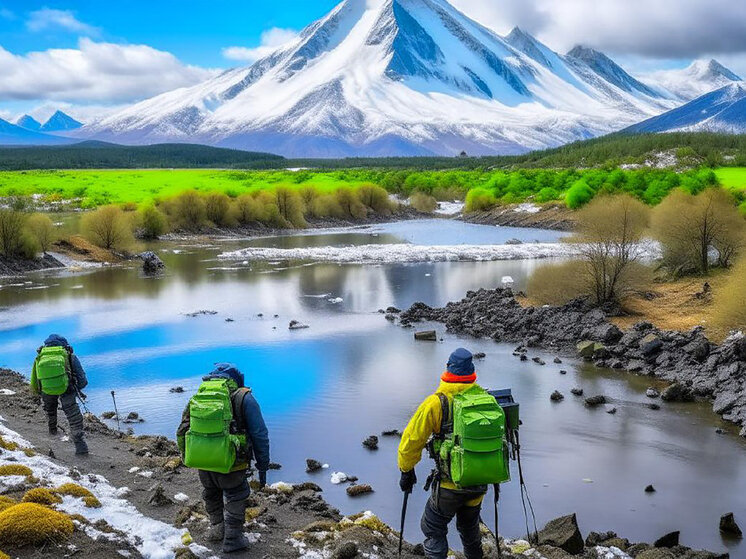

{"left": 140, "top": 251, "right": 165, "bottom": 275}
{"left": 636, "top": 550, "right": 675, "bottom": 559}
{"left": 590, "top": 324, "right": 623, "bottom": 344}
{"left": 713, "top": 393, "right": 738, "bottom": 415}
{"left": 577, "top": 341, "right": 605, "bottom": 359}
{"left": 653, "top": 531, "right": 679, "bottom": 548}
{"left": 661, "top": 383, "right": 695, "bottom": 403}
{"left": 720, "top": 512, "right": 742, "bottom": 538}
{"left": 414, "top": 330, "right": 437, "bottom": 341}
{"left": 640, "top": 333, "right": 663, "bottom": 356}
{"left": 537, "top": 513, "right": 584, "bottom": 555}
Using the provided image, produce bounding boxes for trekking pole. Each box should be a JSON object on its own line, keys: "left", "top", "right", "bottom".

{"left": 514, "top": 431, "right": 538, "bottom": 543}
{"left": 110, "top": 390, "right": 121, "bottom": 432}
{"left": 73, "top": 384, "right": 91, "bottom": 414}
{"left": 494, "top": 484, "right": 503, "bottom": 559}
{"left": 398, "top": 489, "right": 410, "bottom": 557}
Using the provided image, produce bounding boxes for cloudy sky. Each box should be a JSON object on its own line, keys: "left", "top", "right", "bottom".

{"left": 1, "top": 0, "right": 745, "bottom": 123}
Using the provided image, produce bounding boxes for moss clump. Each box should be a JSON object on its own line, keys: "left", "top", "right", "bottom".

{"left": 340, "top": 512, "right": 393, "bottom": 536}
{"left": 22, "top": 448, "right": 36, "bottom": 457}
{"left": 54, "top": 483, "right": 94, "bottom": 498}
{"left": 22, "top": 488, "right": 62, "bottom": 506}
{"left": 245, "top": 505, "right": 267, "bottom": 523}
{"left": 0, "top": 464, "right": 32, "bottom": 477}
{"left": 0, "top": 503, "right": 74, "bottom": 546}
{"left": 0, "top": 550, "right": 9, "bottom": 559}
{"left": 83, "top": 495, "right": 101, "bottom": 508}
{"left": 0, "top": 435, "right": 19, "bottom": 451}
{"left": 0, "top": 496, "right": 16, "bottom": 512}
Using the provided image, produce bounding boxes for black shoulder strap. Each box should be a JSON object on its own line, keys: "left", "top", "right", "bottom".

{"left": 231, "top": 387, "right": 252, "bottom": 432}
{"left": 436, "top": 393, "right": 452, "bottom": 436}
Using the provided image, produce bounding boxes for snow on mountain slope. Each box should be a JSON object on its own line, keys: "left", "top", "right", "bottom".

{"left": 625, "top": 82, "right": 746, "bottom": 134}
{"left": 79, "top": 0, "right": 718, "bottom": 157}
{"left": 639, "top": 59, "right": 742, "bottom": 102}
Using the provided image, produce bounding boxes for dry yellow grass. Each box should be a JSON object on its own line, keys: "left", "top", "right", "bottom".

{"left": 54, "top": 483, "right": 94, "bottom": 499}
{"left": 0, "top": 503, "right": 74, "bottom": 546}
{"left": 22, "top": 488, "right": 62, "bottom": 506}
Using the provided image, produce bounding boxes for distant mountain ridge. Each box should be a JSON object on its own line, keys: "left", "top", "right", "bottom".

{"left": 4, "top": 0, "right": 744, "bottom": 154}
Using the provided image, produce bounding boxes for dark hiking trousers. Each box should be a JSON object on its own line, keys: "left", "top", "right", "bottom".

{"left": 199, "top": 469, "right": 250, "bottom": 525}
{"left": 421, "top": 487, "right": 485, "bottom": 559}
{"left": 42, "top": 390, "right": 84, "bottom": 441}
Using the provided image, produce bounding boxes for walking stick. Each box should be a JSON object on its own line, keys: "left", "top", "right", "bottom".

{"left": 110, "top": 390, "right": 121, "bottom": 432}
{"left": 398, "top": 489, "right": 410, "bottom": 557}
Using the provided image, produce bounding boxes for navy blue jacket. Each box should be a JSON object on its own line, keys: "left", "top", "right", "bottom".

{"left": 204, "top": 365, "right": 271, "bottom": 472}
{"left": 43, "top": 334, "right": 88, "bottom": 390}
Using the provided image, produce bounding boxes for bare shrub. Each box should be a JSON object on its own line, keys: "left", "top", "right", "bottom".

{"left": 137, "top": 205, "right": 168, "bottom": 240}
{"left": 0, "top": 209, "right": 38, "bottom": 259}
{"left": 527, "top": 260, "right": 593, "bottom": 305}
{"left": 204, "top": 192, "right": 234, "bottom": 227}
{"left": 356, "top": 184, "right": 393, "bottom": 214}
{"left": 334, "top": 188, "right": 366, "bottom": 219}
{"left": 168, "top": 191, "right": 206, "bottom": 231}
{"left": 275, "top": 186, "right": 306, "bottom": 228}
{"left": 711, "top": 258, "right": 746, "bottom": 333}
{"left": 82, "top": 205, "right": 134, "bottom": 250}
{"left": 234, "top": 194, "right": 264, "bottom": 225}
{"left": 652, "top": 188, "right": 746, "bottom": 275}
{"left": 26, "top": 214, "right": 55, "bottom": 254}
{"left": 409, "top": 192, "right": 438, "bottom": 213}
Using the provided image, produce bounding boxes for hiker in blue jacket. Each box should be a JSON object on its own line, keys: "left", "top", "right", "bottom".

{"left": 177, "top": 363, "right": 270, "bottom": 553}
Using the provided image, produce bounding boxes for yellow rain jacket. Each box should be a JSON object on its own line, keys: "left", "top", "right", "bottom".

{"left": 397, "top": 379, "right": 485, "bottom": 505}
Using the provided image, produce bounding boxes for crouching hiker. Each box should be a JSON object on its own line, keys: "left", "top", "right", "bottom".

{"left": 398, "top": 348, "right": 509, "bottom": 559}
{"left": 177, "top": 363, "right": 270, "bottom": 553}
{"left": 30, "top": 334, "right": 89, "bottom": 455}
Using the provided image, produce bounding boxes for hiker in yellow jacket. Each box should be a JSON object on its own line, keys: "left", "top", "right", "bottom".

{"left": 398, "top": 348, "right": 486, "bottom": 559}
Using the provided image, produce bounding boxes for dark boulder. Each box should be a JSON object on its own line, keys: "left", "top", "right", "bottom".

{"left": 720, "top": 512, "right": 742, "bottom": 538}
{"left": 571, "top": 388, "right": 584, "bottom": 396}
{"left": 346, "top": 484, "right": 373, "bottom": 497}
{"left": 585, "top": 531, "right": 617, "bottom": 546}
{"left": 289, "top": 320, "right": 310, "bottom": 330}
{"left": 591, "top": 323, "right": 623, "bottom": 344}
{"left": 550, "top": 391, "right": 565, "bottom": 402}
{"left": 645, "top": 484, "right": 656, "bottom": 493}
{"left": 585, "top": 395, "right": 607, "bottom": 407}
{"left": 169, "top": 386, "right": 184, "bottom": 394}
{"left": 654, "top": 531, "right": 680, "bottom": 548}
{"left": 306, "top": 459, "right": 323, "bottom": 473}
{"left": 362, "top": 435, "right": 379, "bottom": 450}
{"left": 640, "top": 333, "right": 663, "bottom": 356}
{"left": 538, "top": 513, "right": 584, "bottom": 555}
{"left": 332, "top": 541, "right": 359, "bottom": 559}
{"left": 414, "top": 330, "right": 437, "bottom": 341}
{"left": 140, "top": 251, "right": 165, "bottom": 275}
{"left": 661, "top": 383, "right": 695, "bottom": 402}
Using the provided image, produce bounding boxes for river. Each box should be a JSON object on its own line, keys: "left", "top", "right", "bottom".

{"left": 0, "top": 219, "right": 743, "bottom": 555}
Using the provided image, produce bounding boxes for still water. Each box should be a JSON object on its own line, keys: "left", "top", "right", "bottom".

{"left": 0, "top": 220, "right": 743, "bottom": 555}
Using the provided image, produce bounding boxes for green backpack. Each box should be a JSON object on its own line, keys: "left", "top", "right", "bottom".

{"left": 432, "top": 385, "right": 510, "bottom": 488}
{"left": 181, "top": 378, "right": 251, "bottom": 474}
{"left": 35, "top": 346, "right": 71, "bottom": 396}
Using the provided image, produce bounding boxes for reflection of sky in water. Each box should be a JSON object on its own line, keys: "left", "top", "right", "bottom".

{"left": 0, "top": 221, "right": 743, "bottom": 555}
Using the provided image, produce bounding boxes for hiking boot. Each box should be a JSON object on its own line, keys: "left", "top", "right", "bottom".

{"left": 222, "top": 517, "right": 249, "bottom": 553}
{"left": 74, "top": 437, "right": 89, "bottom": 455}
{"left": 205, "top": 521, "right": 224, "bottom": 542}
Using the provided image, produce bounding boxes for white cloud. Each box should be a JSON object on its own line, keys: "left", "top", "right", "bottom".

{"left": 0, "top": 7, "right": 15, "bottom": 20}
{"left": 27, "top": 8, "right": 99, "bottom": 35}
{"left": 451, "top": 0, "right": 746, "bottom": 60}
{"left": 0, "top": 38, "right": 217, "bottom": 104}
{"left": 222, "top": 27, "right": 298, "bottom": 63}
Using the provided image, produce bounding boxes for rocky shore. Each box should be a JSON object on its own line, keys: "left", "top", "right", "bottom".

{"left": 0, "top": 253, "right": 64, "bottom": 275}
{"left": 463, "top": 203, "right": 576, "bottom": 231}
{"left": 397, "top": 288, "right": 746, "bottom": 436}
{"left": 0, "top": 368, "right": 732, "bottom": 558}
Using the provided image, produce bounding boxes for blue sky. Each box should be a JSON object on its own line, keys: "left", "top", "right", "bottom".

{"left": 0, "top": 0, "right": 744, "bottom": 123}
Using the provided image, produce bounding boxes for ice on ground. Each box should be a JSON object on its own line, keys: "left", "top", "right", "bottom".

{"left": 328, "top": 297, "right": 343, "bottom": 304}
{"left": 501, "top": 276, "right": 514, "bottom": 288}
{"left": 270, "top": 481, "right": 294, "bottom": 494}
{"left": 0, "top": 421, "right": 187, "bottom": 559}
{"left": 434, "top": 201, "right": 465, "bottom": 215}
{"left": 0, "top": 388, "right": 16, "bottom": 395}
{"left": 513, "top": 203, "right": 542, "bottom": 214}
{"left": 219, "top": 243, "right": 583, "bottom": 264}
{"left": 174, "top": 493, "right": 189, "bottom": 503}
{"left": 128, "top": 466, "right": 140, "bottom": 473}
{"left": 330, "top": 472, "right": 348, "bottom": 484}
{"left": 137, "top": 470, "right": 154, "bottom": 478}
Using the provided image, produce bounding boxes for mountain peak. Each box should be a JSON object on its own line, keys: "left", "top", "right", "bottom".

{"left": 505, "top": 26, "right": 553, "bottom": 68}
{"left": 40, "top": 110, "right": 83, "bottom": 133}
{"left": 567, "top": 45, "right": 662, "bottom": 98}
{"left": 688, "top": 58, "right": 742, "bottom": 81}
{"left": 16, "top": 114, "right": 41, "bottom": 131}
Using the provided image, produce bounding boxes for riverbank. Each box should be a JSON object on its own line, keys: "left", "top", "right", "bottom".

{"left": 396, "top": 288, "right": 746, "bottom": 437}
{"left": 463, "top": 203, "right": 576, "bottom": 231}
{"left": 0, "top": 369, "right": 732, "bottom": 559}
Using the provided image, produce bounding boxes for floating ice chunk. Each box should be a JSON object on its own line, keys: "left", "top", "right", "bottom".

{"left": 501, "top": 276, "right": 514, "bottom": 288}
{"left": 328, "top": 297, "right": 343, "bottom": 304}
{"left": 330, "top": 472, "right": 348, "bottom": 484}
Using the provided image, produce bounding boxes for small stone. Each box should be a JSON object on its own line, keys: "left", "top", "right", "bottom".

{"left": 550, "top": 390, "right": 565, "bottom": 402}
{"left": 661, "top": 383, "right": 695, "bottom": 403}
{"left": 646, "top": 387, "right": 660, "bottom": 398}
{"left": 414, "top": 330, "right": 437, "bottom": 341}
{"left": 537, "top": 513, "right": 584, "bottom": 555}
{"left": 520, "top": 354, "right": 528, "bottom": 362}
{"left": 649, "top": 403, "right": 661, "bottom": 410}
{"left": 148, "top": 484, "right": 174, "bottom": 507}
{"left": 585, "top": 395, "right": 607, "bottom": 407}
{"left": 48, "top": 448, "right": 55, "bottom": 459}
{"left": 346, "top": 484, "right": 373, "bottom": 497}
{"left": 382, "top": 429, "right": 402, "bottom": 437}
{"left": 101, "top": 411, "right": 116, "bottom": 419}
{"left": 268, "top": 462, "right": 282, "bottom": 470}
{"left": 571, "top": 388, "right": 584, "bottom": 396}
{"left": 554, "top": 357, "right": 563, "bottom": 364}
{"left": 720, "top": 512, "right": 742, "bottom": 538}
{"left": 362, "top": 435, "right": 379, "bottom": 450}
{"left": 289, "top": 320, "right": 309, "bottom": 330}
{"left": 306, "top": 459, "right": 323, "bottom": 473}
{"left": 224, "top": 318, "right": 234, "bottom": 322}
{"left": 169, "top": 386, "right": 185, "bottom": 394}
{"left": 473, "top": 352, "right": 486, "bottom": 360}
{"left": 606, "top": 405, "right": 617, "bottom": 414}
{"left": 559, "top": 370, "right": 567, "bottom": 375}
{"left": 332, "top": 541, "right": 359, "bottom": 559}
{"left": 645, "top": 485, "right": 656, "bottom": 493}
{"left": 532, "top": 357, "right": 546, "bottom": 365}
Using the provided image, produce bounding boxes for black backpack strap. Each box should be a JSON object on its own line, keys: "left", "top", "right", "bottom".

{"left": 436, "top": 393, "right": 452, "bottom": 436}
{"left": 231, "top": 387, "right": 252, "bottom": 432}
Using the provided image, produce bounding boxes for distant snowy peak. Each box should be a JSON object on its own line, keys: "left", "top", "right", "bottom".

{"left": 566, "top": 45, "right": 663, "bottom": 99}
{"left": 504, "top": 27, "right": 553, "bottom": 68}
{"left": 40, "top": 111, "right": 83, "bottom": 132}
{"left": 16, "top": 115, "right": 41, "bottom": 131}
{"left": 0, "top": 118, "right": 73, "bottom": 145}
{"left": 626, "top": 82, "right": 746, "bottom": 134}
{"left": 640, "top": 59, "right": 742, "bottom": 101}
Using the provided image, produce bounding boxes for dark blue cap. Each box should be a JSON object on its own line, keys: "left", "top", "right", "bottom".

{"left": 447, "top": 348, "right": 475, "bottom": 376}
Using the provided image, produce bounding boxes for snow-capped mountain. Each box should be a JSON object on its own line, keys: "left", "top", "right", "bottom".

{"left": 640, "top": 59, "right": 742, "bottom": 102}
{"left": 0, "top": 118, "right": 73, "bottom": 146}
{"left": 16, "top": 115, "right": 42, "bottom": 131}
{"left": 40, "top": 110, "right": 83, "bottom": 133}
{"left": 625, "top": 83, "right": 746, "bottom": 134}
{"left": 77, "top": 0, "right": 734, "bottom": 156}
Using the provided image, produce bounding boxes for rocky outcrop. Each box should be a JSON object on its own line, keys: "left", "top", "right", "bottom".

{"left": 139, "top": 251, "right": 164, "bottom": 275}
{"left": 398, "top": 288, "right": 746, "bottom": 433}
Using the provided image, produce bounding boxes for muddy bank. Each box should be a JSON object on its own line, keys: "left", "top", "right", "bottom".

{"left": 464, "top": 203, "right": 576, "bottom": 231}
{"left": 0, "top": 369, "right": 730, "bottom": 558}
{"left": 0, "top": 253, "right": 64, "bottom": 276}
{"left": 397, "top": 288, "right": 746, "bottom": 436}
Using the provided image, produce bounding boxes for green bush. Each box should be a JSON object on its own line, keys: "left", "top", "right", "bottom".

{"left": 565, "top": 179, "right": 594, "bottom": 209}
{"left": 234, "top": 194, "right": 264, "bottom": 225}
{"left": 25, "top": 213, "right": 55, "bottom": 254}
{"left": 334, "top": 188, "right": 366, "bottom": 219}
{"left": 711, "top": 258, "right": 746, "bottom": 333}
{"left": 82, "top": 205, "right": 134, "bottom": 250}
{"left": 275, "top": 186, "right": 306, "bottom": 227}
{"left": 204, "top": 192, "right": 234, "bottom": 227}
{"left": 169, "top": 191, "right": 206, "bottom": 231}
{"left": 464, "top": 188, "right": 497, "bottom": 212}
{"left": 535, "top": 187, "right": 560, "bottom": 203}
{"left": 356, "top": 184, "right": 393, "bottom": 214}
{"left": 408, "top": 192, "right": 437, "bottom": 213}
{"left": 137, "top": 205, "right": 168, "bottom": 240}
{"left": 0, "top": 209, "right": 38, "bottom": 260}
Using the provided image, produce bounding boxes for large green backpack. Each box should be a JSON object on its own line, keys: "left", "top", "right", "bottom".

{"left": 35, "top": 346, "right": 71, "bottom": 396}
{"left": 182, "top": 378, "right": 250, "bottom": 474}
{"left": 432, "top": 385, "right": 510, "bottom": 488}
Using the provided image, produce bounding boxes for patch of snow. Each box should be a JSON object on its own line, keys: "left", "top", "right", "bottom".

{"left": 270, "top": 481, "right": 294, "bottom": 494}
{"left": 174, "top": 493, "right": 189, "bottom": 503}
{"left": 328, "top": 297, "right": 343, "bottom": 304}
{"left": 0, "top": 388, "right": 16, "bottom": 395}
{"left": 128, "top": 466, "right": 140, "bottom": 473}
{"left": 116, "top": 487, "right": 131, "bottom": 498}
{"left": 434, "top": 201, "right": 464, "bottom": 216}
{"left": 513, "top": 203, "right": 541, "bottom": 214}
{"left": 137, "top": 470, "right": 154, "bottom": 478}
{"left": 330, "top": 472, "right": 348, "bottom": 484}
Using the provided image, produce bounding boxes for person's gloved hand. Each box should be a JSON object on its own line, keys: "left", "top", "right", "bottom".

{"left": 399, "top": 469, "right": 416, "bottom": 493}
{"left": 258, "top": 470, "right": 267, "bottom": 489}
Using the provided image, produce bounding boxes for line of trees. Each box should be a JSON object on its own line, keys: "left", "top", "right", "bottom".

{"left": 0, "top": 204, "right": 54, "bottom": 260}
